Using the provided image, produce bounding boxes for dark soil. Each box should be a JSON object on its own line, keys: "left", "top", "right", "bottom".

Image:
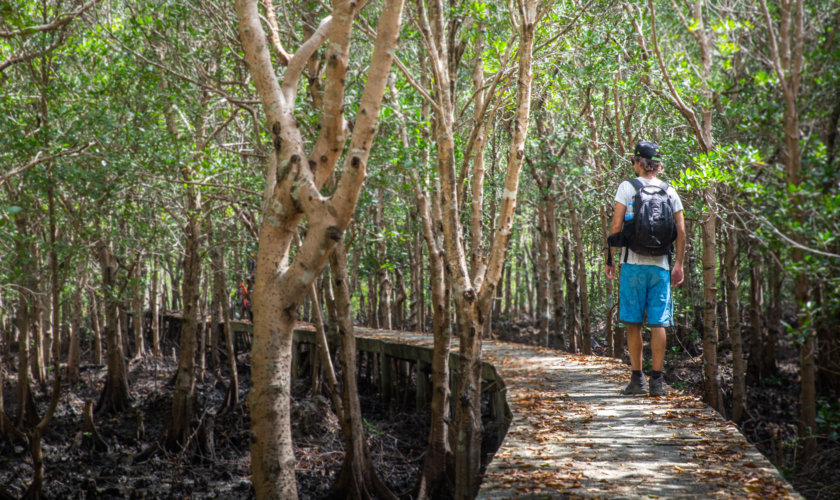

{"left": 0, "top": 351, "right": 427, "bottom": 499}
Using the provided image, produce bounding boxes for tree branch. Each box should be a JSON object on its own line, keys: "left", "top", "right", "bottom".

{"left": 259, "top": 0, "right": 291, "bottom": 65}
{"left": 282, "top": 14, "right": 333, "bottom": 103}
{"left": 0, "top": 0, "right": 100, "bottom": 38}
{"left": 0, "top": 144, "right": 94, "bottom": 190}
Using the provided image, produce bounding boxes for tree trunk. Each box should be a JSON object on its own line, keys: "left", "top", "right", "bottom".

{"left": 700, "top": 190, "right": 723, "bottom": 414}
{"left": 724, "top": 225, "right": 745, "bottom": 423}
{"left": 234, "top": 0, "right": 404, "bottom": 495}
{"left": 22, "top": 357, "right": 61, "bottom": 500}
{"left": 212, "top": 239, "right": 239, "bottom": 414}
{"left": 536, "top": 207, "right": 550, "bottom": 345}
{"left": 376, "top": 190, "right": 392, "bottom": 330}
{"left": 132, "top": 259, "right": 146, "bottom": 359}
{"left": 765, "top": 253, "right": 782, "bottom": 377}
{"left": 328, "top": 241, "right": 397, "bottom": 499}
{"left": 151, "top": 257, "right": 161, "bottom": 357}
{"left": 15, "top": 298, "right": 39, "bottom": 429}
{"left": 747, "top": 242, "right": 765, "bottom": 384}
{"left": 31, "top": 291, "right": 45, "bottom": 386}
{"left": 563, "top": 229, "right": 580, "bottom": 353}
{"left": 367, "top": 270, "right": 378, "bottom": 329}
{"left": 164, "top": 185, "right": 202, "bottom": 450}
{"left": 388, "top": 64, "right": 454, "bottom": 497}
{"left": 89, "top": 291, "right": 103, "bottom": 365}
{"left": 393, "top": 267, "right": 408, "bottom": 331}
{"left": 67, "top": 265, "right": 85, "bottom": 385}
{"left": 570, "top": 206, "right": 591, "bottom": 354}
{"left": 96, "top": 242, "right": 131, "bottom": 415}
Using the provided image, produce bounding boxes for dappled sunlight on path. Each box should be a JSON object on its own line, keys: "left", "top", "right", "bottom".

{"left": 477, "top": 341, "right": 799, "bottom": 499}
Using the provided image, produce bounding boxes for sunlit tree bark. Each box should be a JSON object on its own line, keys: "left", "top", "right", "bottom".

{"left": 234, "top": 0, "right": 404, "bottom": 495}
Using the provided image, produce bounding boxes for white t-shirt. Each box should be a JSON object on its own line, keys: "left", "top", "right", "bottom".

{"left": 614, "top": 176, "right": 683, "bottom": 270}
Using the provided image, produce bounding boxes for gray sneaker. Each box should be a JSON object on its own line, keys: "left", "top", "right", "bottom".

{"left": 649, "top": 376, "right": 668, "bottom": 397}
{"left": 621, "top": 376, "right": 647, "bottom": 395}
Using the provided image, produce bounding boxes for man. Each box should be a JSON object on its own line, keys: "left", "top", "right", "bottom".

{"left": 605, "top": 141, "right": 686, "bottom": 397}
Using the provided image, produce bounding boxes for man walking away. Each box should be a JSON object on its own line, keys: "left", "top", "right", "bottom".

{"left": 605, "top": 141, "right": 686, "bottom": 397}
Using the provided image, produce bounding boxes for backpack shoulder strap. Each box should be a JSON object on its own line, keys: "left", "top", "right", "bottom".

{"left": 628, "top": 178, "right": 644, "bottom": 193}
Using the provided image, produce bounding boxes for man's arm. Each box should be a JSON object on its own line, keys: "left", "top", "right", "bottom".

{"left": 671, "top": 210, "right": 686, "bottom": 286}
{"left": 606, "top": 201, "right": 626, "bottom": 279}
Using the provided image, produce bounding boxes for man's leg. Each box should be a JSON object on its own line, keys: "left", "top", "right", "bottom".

{"left": 619, "top": 264, "right": 647, "bottom": 395}
{"left": 646, "top": 266, "right": 672, "bottom": 396}
{"left": 621, "top": 324, "right": 646, "bottom": 394}
{"left": 650, "top": 327, "right": 666, "bottom": 371}
{"left": 627, "top": 324, "right": 643, "bottom": 371}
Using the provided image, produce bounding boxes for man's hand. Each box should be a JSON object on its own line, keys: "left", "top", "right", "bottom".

{"left": 605, "top": 264, "right": 616, "bottom": 280}
{"left": 671, "top": 263, "right": 684, "bottom": 286}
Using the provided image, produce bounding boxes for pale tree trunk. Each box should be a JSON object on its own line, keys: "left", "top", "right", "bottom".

{"left": 67, "top": 264, "right": 85, "bottom": 385}
{"left": 531, "top": 109, "right": 566, "bottom": 349}
{"left": 393, "top": 267, "right": 408, "bottom": 330}
{"left": 328, "top": 240, "right": 397, "bottom": 499}
{"left": 96, "top": 241, "right": 131, "bottom": 415}
{"left": 31, "top": 284, "right": 45, "bottom": 386}
{"left": 759, "top": 0, "right": 813, "bottom": 460}
{"left": 235, "top": 0, "right": 404, "bottom": 496}
{"left": 367, "top": 270, "right": 378, "bottom": 329}
{"left": 450, "top": 3, "right": 538, "bottom": 496}
{"left": 724, "top": 224, "right": 745, "bottom": 423}
{"left": 150, "top": 258, "right": 161, "bottom": 357}
{"left": 15, "top": 298, "right": 39, "bottom": 429}
{"left": 746, "top": 242, "right": 765, "bottom": 384}
{"left": 570, "top": 205, "right": 591, "bottom": 354}
{"left": 545, "top": 196, "right": 565, "bottom": 349}
{"left": 503, "top": 259, "right": 512, "bottom": 317}
{"left": 700, "top": 197, "right": 723, "bottom": 412}
{"left": 468, "top": 21, "right": 489, "bottom": 280}
{"left": 164, "top": 121, "right": 205, "bottom": 451}
{"left": 536, "top": 206, "right": 550, "bottom": 344}
{"left": 25, "top": 216, "right": 64, "bottom": 495}
{"left": 587, "top": 94, "right": 615, "bottom": 356}
{"left": 90, "top": 291, "right": 103, "bottom": 365}
{"left": 47, "top": 183, "right": 70, "bottom": 386}
{"left": 408, "top": 210, "right": 424, "bottom": 331}
{"left": 211, "top": 228, "right": 239, "bottom": 414}
{"left": 563, "top": 228, "right": 580, "bottom": 353}
{"left": 198, "top": 281, "right": 208, "bottom": 383}
{"left": 388, "top": 69, "right": 453, "bottom": 497}
{"left": 209, "top": 261, "right": 222, "bottom": 377}
{"left": 132, "top": 258, "right": 146, "bottom": 359}
{"left": 43, "top": 286, "right": 54, "bottom": 380}
{"left": 376, "top": 190, "right": 392, "bottom": 329}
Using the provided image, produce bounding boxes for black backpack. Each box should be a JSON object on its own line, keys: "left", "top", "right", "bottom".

{"left": 609, "top": 178, "right": 677, "bottom": 263}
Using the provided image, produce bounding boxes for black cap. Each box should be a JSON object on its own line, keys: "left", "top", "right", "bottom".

{"left": 634, "top": 141, "right": 662, "bottom": 162}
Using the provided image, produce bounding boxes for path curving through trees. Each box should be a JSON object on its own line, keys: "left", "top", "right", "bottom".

{"left": 287, "top": 325, "right": 802, "bottom": 499}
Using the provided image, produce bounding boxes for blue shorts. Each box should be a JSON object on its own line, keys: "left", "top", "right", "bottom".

{"left": 619, "top": 264, "right": 673, "bottom": 327}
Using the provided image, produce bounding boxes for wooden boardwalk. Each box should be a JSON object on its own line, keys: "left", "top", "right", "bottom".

{"left": 233, "top": 322, "right": 801, "bottom": 498}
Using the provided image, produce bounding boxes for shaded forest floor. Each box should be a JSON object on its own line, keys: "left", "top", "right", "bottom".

{"left": 0, "top": 349, "right": 427, "bottom": 499}
{"left": 1, "top": 316, "right": 838, "bottom": 499}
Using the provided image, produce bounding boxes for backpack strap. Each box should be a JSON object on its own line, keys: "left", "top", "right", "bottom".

{"left": 624, "top": 178, "right": 644, "bottom": 265}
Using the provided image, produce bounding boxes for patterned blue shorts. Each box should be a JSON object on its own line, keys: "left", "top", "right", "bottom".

{"left": 619, "top": 264, "right": 673, "bottom": 327}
